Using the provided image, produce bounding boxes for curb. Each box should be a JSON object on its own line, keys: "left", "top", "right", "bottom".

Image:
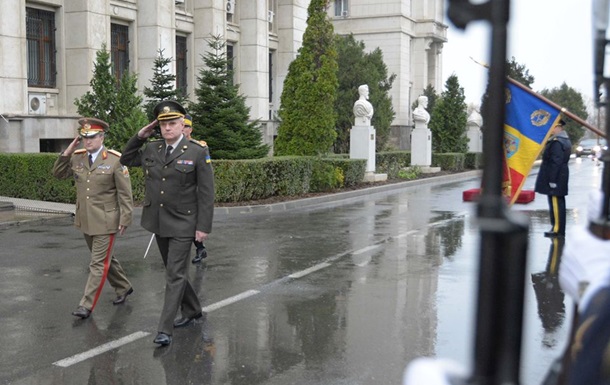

{"left": 213, "top": 170, "right": 481, "bottom": 217}
{"left": 0, "top": 170, "right": 482, "bottom": 227}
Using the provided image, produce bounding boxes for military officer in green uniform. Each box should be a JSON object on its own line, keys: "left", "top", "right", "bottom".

{"left": 53, "top": 118, "right": 134, "bottom": 319}
{"left": 120, "top": 101, "right": 215, "bottom": 347}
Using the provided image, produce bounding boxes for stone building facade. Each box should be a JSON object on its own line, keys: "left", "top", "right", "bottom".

{"left": 0, "top": 0, "right": 446, "bottom": 153}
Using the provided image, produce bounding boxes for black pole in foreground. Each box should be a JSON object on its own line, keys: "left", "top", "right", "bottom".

{"left": 447, "top": 1, "right": 529, "bottom": 384}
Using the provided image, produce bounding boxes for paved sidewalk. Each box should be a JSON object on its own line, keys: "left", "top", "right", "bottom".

{"left": 0, "top": 170, "right": 481, "bottom": 229}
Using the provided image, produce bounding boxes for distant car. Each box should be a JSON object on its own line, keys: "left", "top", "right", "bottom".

{"left": 575, "top": 138, "right": 607, "bottom": 157}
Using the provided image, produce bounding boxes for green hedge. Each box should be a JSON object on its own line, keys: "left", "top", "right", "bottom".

{"left": 0, "top": 151, "right": 480, "bottom": 204}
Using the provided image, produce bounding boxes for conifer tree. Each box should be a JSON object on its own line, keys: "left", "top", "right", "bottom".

{"left": 74, "top": 44, "right": 147, "bottom": 150}
{"left": 142, "top": 49, "right": 187, "bottom": 121}
{"left": 540, "top": 82, "right": 588, "bottom": 144}
{"left": 429, "top": 74, "right": 468, "bottom": 153}
{"left": 189, "top": 34, "right": 269, "bottom": 159}
{"left": 274, "top": 0, "right": 338, "bottom": 156}
{"left": 334, "top": 34, "right": 396, "bottom": 153}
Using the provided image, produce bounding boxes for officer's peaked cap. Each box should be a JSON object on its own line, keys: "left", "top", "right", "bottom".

{"left": 153, "top": 100, "right": 187, "bottom": 121}
{"left": 78, "top": 117, "right": 109, "bottom": 138}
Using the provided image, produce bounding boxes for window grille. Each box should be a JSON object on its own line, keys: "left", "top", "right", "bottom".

{"left": 26, "top": 7, "right": 56, "bottom": 88}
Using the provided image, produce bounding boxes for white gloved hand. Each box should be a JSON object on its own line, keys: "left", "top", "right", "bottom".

{"left": 403, "top": 357, "right": 468, "bottom": 385}
{"left": 549, "top": 183, "right": 557, "bottom": 189}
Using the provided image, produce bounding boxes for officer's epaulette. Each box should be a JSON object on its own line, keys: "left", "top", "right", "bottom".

{"left": 74, "top": 149, "right": 87, "bottom": 154}
{"left": 107, "top": 149, "right": 122, "bottom": 157}
{"left": 190, "top": 138, "right": 208, "bottom": 148}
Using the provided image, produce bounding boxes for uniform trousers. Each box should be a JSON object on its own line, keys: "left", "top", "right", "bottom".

{"left": 81, "top": 233, "right": 132, "bottom": 311}
{"left": 155, "top": 235, "right": 202, "bottom": 335}
{"left": 548, "top": 195, "right": 567, "bottom": 235}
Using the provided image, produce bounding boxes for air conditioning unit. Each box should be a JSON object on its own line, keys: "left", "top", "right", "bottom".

{"left": 267, "top": 10, "right": 274, "bottom": 23}
{"left": 341, "top": 10, "right": 349, "bottom": 17}
{"left": 226, "top": 0, "right": 235, "bottom": 15}
{"left": 28, "top": 93, "right": 47, "bottom": 115}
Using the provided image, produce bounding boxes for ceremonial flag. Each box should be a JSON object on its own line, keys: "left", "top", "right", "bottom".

{"left": 503, "top": 81, "right": 562, "bottom": 205}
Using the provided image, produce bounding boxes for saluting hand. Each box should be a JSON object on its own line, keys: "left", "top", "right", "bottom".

{"left": 137, "top": 120, "right": 158, "bottom": 139}
{"left": 62, "top": 135, "right": 81, "bottom": 156}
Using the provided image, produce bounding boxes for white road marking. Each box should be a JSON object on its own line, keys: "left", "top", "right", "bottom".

{"left": 351, "top": 245, "right": 380, "bottom": 255}
{"left": 52, "top": 212, "right": 468, "bottom": 367}
{"left": 53, "top": 331, "right": 150, "bottom": 368}
{"left": 288, "top": 262, "right": 332, "bottom": 279}
{"left": 201, "top": 289, "right": 260, "bottom": 312}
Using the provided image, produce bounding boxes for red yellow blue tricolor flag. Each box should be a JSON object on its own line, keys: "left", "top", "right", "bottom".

{"left": 503, "top": 81, "right": 562, "bottom": 205}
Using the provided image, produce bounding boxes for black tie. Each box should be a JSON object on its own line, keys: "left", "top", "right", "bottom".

{"left": 165, "top": 145, "right": 173, "bottom": 161}
{"left": 88, "top": 154, "right": 93, "bottom": 167}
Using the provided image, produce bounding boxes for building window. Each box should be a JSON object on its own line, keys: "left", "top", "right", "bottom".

{"left": 226, "top": 44, "right": 234, "bottom": 86}
{"left": 176, "top": 36, "right": 188, "bottom": 97}
{"left": 111, "top": 23, "right": 129, "bottom": 80}
{"left": 26, "top": 7, "right": 56, "bottom": 88}
{"left": 268, "top": 51, "right": 273, "bottom": 103}
{"left": 334, "top": 0, "right": 348, "bottom": 17}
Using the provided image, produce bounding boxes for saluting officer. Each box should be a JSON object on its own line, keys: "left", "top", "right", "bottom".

{"left": 53, "top": 118, "right": 134, "bottom": 319}
{"left": 183, "top": 113, "right": 208, "bottom": 264}
{"left": 120, "top": 101, "right": 215, "bottom": 347}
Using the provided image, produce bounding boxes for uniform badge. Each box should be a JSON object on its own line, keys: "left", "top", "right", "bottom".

{"left": 205, "top": 155, "right": 211, "bottom": 164}
{"left": 122, "top": 166, "right": 130, "bottom": 177}
{"left": 177, "top": 160, "right": 194, "bottom": 165}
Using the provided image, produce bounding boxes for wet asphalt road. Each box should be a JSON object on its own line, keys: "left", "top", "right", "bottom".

{"left": 0, "top": 157, "right": 603, "bottom": 385}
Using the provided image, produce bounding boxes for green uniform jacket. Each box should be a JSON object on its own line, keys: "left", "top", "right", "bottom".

{"left": 120, "top": 135, "right": 215, "bottom": 236}
{"left": 53, "top": 147, "right": 133, "bottom": 235}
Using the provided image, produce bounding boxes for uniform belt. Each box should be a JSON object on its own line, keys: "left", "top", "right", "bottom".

{"left": 589, "top": 222, "right": 610, "bottom": 240}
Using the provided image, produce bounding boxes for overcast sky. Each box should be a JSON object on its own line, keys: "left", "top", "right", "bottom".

{"left": 443, "top": 0, "right": 594, "bottom": 107}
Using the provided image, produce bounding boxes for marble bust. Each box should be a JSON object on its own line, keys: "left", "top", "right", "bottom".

{"left": 412, "top": 95, "right": 430, "bottom": 124}
{"left": 353, "top": 84, "right": 374, "bottom": 126}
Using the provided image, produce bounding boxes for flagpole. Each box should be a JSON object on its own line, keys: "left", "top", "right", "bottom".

{"left": 470, "top": 57, "right": 605, "bottom": 137}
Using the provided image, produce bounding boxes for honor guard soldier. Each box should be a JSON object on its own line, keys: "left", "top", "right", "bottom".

{"left": 535, "top": 118, "right": 572, "bottom": 238}
{"left": 120, "top": 101, "right": 215, "bottom": 347}
{"left": 183, "top": 113, "right": 209, "bottom": 264}
{"left": 53, "top": 118, "right": 134, "bottom": 319}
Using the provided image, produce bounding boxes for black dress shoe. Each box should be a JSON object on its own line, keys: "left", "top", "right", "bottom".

{"left": 72, "top": 306, "right": 91, "bottom": 319}
{"left": 173, "top": 312, "right": 203, "bottom": 328}
{"left": 153, "top": 332, "right": 172, "bottom": 346}
{"left": 192, "top": 247, "right": 208, "bottom": 263}
{"left": 113, "top": 287, "right": 134, "bottom": 305}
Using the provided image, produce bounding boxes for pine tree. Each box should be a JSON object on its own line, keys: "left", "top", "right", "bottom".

{"left": 429, "top": 74, "right": 468, "bottom": 153}
{"left": 274, "top": 0, "right": 338, "bottom": 156}
{"left": 74, "top": 44, "right": 147, "bottom": 150}
{"left": 540, "top": 82, "right": 588, "bottom": 144}
{"left": 142, "top": 49, "right": 187, "bottom": 121}
{"left": 189, "top": 34, "right": 269, "bottom": 159}
{"left": 334, "top": 34, "right": 396, "bottom": 153}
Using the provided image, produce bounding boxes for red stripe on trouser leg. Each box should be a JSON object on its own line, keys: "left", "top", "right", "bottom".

{"left": 90, "top": 234, "right": 115, "bottom": 312}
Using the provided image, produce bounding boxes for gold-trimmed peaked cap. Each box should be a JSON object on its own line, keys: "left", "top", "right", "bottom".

{"left": 153, "top": 100, "right": 187, "bottom": 121}
{"left": 78, "top": 117, "right": 109, "bottom": 138}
